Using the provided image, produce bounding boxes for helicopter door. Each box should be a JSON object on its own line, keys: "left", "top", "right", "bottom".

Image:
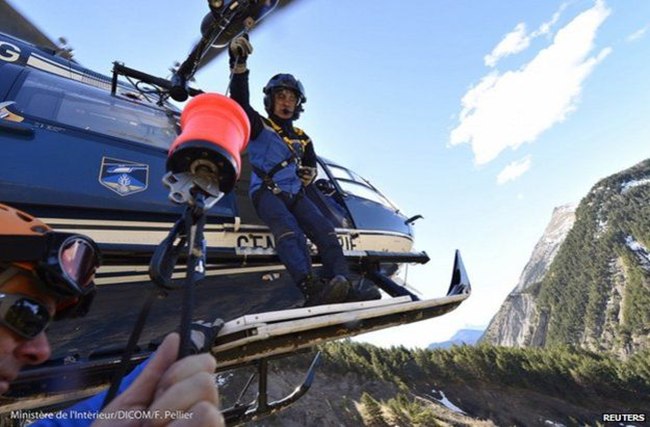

{"left": 318, "top": 161, "right": 413, "bottom": 236}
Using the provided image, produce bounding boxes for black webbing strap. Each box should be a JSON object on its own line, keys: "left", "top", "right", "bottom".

{"left": 101, "top": 288, "right": 159, "bottom": 409}
{"left": 252, "top": 155, "right": 296, "bottom": 194}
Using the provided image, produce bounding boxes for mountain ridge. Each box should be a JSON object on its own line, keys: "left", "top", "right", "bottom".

{"left": 428, "top": 328, "right": 484, "bottom": 349}
{"left": 483, "top": 159, "right": 650, "bottom": 356}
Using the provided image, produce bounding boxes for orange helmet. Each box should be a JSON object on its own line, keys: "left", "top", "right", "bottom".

{"left": 0, "top": 204, "right": 100, "bottom": 319}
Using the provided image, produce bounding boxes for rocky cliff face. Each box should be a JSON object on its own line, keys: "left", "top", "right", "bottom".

{"left": 483, "top": 159, "right": 650, "bottom": 357}
{"left": 481, "top": 204, "right": 576, "bottom": 347}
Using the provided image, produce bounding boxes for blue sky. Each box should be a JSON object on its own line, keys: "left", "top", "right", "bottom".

{"left": 9, "top": 0, "right": 650, "bottom": 348}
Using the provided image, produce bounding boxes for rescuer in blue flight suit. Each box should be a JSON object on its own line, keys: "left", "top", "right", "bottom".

{"left": 227, "top": 36, "right": 379, "bottom": 306}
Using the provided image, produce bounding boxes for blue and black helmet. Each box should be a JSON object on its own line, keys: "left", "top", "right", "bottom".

{"left": 263, "top": 73, "right": 306, "bottom": 119}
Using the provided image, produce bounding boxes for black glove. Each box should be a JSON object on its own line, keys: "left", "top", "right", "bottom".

{"left": 229, "top": 34, "right": 253, "bottom": 69}
{"left": 298, "top": 166, "right": 317, "bottom": 186}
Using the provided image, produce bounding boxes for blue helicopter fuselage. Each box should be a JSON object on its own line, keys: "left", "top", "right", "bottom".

{"left": 0, "top": 30, "right": 422, "bottom": 361}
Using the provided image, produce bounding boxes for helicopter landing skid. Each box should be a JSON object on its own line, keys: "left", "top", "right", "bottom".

{"left": 222, "top": 352, "right": 321, "bottom": 425}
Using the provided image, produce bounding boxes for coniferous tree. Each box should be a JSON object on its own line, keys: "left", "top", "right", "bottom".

{"left": 360, "top": 392, "right": 387, "bottom": 427}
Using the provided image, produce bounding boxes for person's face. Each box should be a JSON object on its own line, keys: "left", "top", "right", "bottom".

{"left": 0, "top": 271, "right": 55, "bottom": 395}
{"left": 272, "top": 89, "right": 298, "bottom": 120}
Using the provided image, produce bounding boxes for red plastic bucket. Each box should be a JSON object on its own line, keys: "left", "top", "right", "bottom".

{"left": 167, "top": 93, "right": 250, "bottom": 193}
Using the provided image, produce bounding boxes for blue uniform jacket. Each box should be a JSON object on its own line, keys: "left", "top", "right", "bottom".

{"left": 28, "top": 359, "right": 148, "bottom": 426}
{"left": 248, "top": 123, "right": 302, "bottom": 196}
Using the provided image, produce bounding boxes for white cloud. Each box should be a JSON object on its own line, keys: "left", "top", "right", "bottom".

{"left": 450, "top": 0, "right": 611, "bottom": 166}
{"left": 627, "top": 25, "right": 648, "bottom": 42}
{"left": 484, "top": 3, "right": 568, "bottom": 68}
{"left": 532, "top": 2, "right": 568, "bottom": 37}
{"left": 484, "top": 23, "right": 530, "bottom": 67}
{"left": 497, "top": 156, "right": 532, "bottom": 184}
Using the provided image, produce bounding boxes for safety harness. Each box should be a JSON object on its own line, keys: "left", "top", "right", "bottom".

{"left": 252, "top": 117, "right": 311, "bottom": 195}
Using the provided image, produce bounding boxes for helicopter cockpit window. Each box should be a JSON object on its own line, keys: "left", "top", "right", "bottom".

{"left": 337, "top": 180, "right": 396, "bottom": 208}
{"left": 14, "top": 69, "right": 178, "bottom": 149}
{"left": 325, "top": 163, "right": 398, "bottom": 210}
{"left": 328, "top": 165, "right": 354, "bottom": 181}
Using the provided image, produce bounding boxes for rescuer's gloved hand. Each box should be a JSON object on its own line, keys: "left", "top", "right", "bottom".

{"left": 229, "top": 34, "right": 253, "bottom": 71}
{"left": 298, "top": 166, "right": 317, "bottom": 186}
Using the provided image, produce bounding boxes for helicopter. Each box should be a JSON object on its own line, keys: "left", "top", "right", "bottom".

{"left": 0, "top": 0, "right": 471, "bottom": 423}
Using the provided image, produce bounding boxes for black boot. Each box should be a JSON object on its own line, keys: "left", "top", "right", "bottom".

{"left": 327, "top": 275, "right": 352, "bottom": 303}
{"left": 298, "top": 275, "right": 350, "bottom": 307}
{"left": 346, "top": 279, "right": 381, "bottom": 302}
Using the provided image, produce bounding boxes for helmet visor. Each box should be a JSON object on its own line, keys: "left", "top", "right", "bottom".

{"left": 59, "top": 237, "right": 98, "bottom": 290}
{"left": 33, "top": 232, "right": 100, "bottom": 297}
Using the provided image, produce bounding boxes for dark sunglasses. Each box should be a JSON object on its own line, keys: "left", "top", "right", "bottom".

{"left": 0, "top": 293, "right": 51, "bottom": 339}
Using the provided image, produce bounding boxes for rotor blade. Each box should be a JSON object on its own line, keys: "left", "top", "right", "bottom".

{"left": 0, "top": 0, "right": 58, "bottom": 52}
{"left": 193, "top": 0, "right": 298, "bottom": 73}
